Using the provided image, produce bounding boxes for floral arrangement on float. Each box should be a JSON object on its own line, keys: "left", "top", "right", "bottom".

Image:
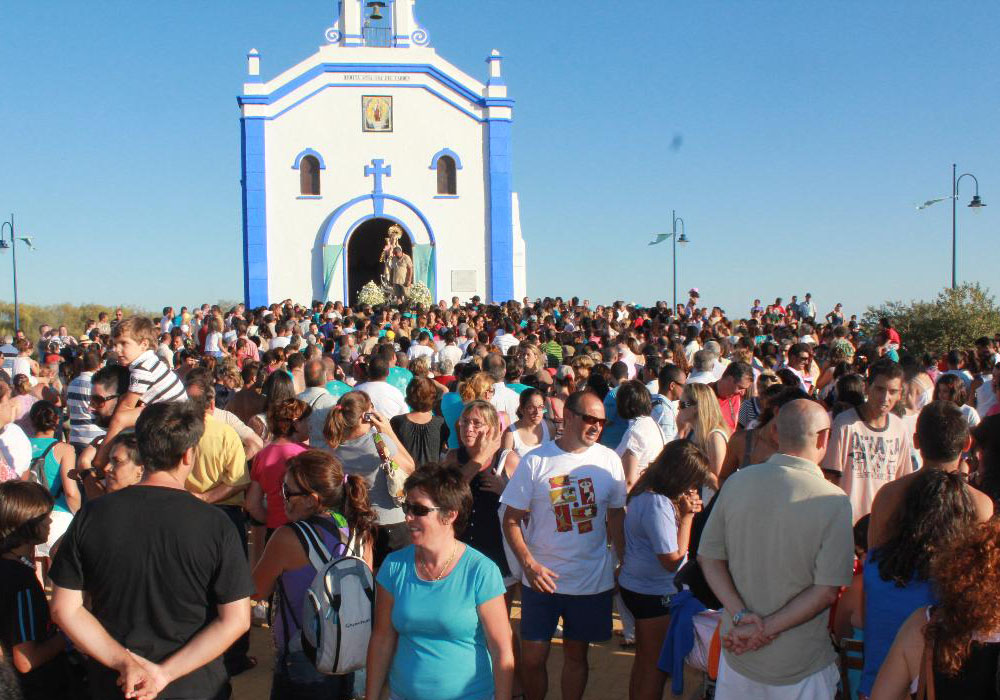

{"left": 405, "top": 282, "right": 433, "bottom": 307}
{"left": 357, "top": 281, "right": 386, "bottom": 307}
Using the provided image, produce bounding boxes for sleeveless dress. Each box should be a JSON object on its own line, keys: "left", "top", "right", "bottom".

{"left": 926, "top": 607, "right": 1000, "bottom": 699}
{"left": 458, "top": 446, "right": 513, "bottom": 581}
{"left": 29, "top": 438, "right": 74, "bottom": 558}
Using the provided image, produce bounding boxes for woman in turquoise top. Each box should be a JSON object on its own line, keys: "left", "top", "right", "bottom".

{"left": 366, "top": 464, "right": 514, "bottom": 700}
{"left": 27, "top": 401, "right": 79, "bottom": 561}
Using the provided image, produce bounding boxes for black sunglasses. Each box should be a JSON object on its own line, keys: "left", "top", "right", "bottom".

{"left": 281, "top": 482, "right": 309, "bottom": 501}
{"left": 679, "top": 399, "right": 698, "bottom": 409}
{"left": 567, "top": 407, "right": 606, "bottom": 427}
{"left": 89, "top": 394, "right": 119, "bottom": 406}
{"left": 402, "top": 501, "right": 443, "bottom": 517}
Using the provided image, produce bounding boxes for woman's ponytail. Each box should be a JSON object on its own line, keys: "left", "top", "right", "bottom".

{"left": 343, "top": 473, "right": 377, "bottom": 544}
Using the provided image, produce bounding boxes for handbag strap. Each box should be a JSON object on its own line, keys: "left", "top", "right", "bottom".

{"left": 372, "top": 430, "right": 391, "bottom": 465}
{"left": 916, "top": 637, "right": 936, "bottom": 700}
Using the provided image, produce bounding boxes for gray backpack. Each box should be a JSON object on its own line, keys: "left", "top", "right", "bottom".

{"left": 289, "top": 518, "right": 374, "bottom": 675}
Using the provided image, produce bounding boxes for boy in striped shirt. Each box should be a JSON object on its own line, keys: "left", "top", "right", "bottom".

{"left": 93, "top": 316, "right": 187, "bottom": 469}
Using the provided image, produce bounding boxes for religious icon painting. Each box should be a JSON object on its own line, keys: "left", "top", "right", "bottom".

{"left": 362, "top": 95, "right": 393, "bottom": 132}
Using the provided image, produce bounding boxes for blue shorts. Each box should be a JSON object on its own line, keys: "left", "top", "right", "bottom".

{"left": 520, "top": 587, "right": 614, "bottom": 643}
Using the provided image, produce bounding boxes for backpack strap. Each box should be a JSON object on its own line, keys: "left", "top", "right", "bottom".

{"left": 310, "top": 515, "right": 366, "bottom": 560}
{"left": 290, "top": 520, "right": 333, "bottom": 572}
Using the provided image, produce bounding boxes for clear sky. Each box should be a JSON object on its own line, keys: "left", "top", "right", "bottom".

{"left": 0, "top": 1, "right": 997, "bottom": 318}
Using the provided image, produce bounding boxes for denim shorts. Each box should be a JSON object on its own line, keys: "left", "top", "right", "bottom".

{"left": 519, "top": 587, "right": 614, "bottom": 643}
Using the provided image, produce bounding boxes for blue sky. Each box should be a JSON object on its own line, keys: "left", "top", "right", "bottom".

{"left": 0, "top": 1, "right": 997, "bottom": 318}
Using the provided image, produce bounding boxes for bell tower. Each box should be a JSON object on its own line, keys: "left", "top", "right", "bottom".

{"left": 325, "top": 0, "right": 430, "bottom": 49}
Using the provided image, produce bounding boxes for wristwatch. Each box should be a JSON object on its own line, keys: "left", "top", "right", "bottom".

{"left": 732, "top": 608, "right": 752, "bottom": 626}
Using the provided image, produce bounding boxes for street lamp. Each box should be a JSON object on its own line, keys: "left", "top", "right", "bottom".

{"left": 649, "top": 210, "right": 691, "bottom": 312}
{"left": 918, "top": 164, "right": 986, "bottom": 289}
{"left": 0, "top": 214, "right": 36, "bottom": 333}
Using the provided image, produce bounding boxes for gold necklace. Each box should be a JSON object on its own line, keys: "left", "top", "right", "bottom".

{"left": 420, "top": 542, "right": 459, "bottom": 581}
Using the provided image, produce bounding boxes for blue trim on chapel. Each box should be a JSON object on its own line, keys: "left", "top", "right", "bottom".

{"left": 486, "top": 119, "right": 514, "bottom": 302}
{"left": 292, "top": 148, "right": 327, "bottom": 170}
{"left": 241, "top": 118, "right": 268, "bottom": 308}
{"left": 238, "top": 63, "right": 513, "bottom": 112}
{"left": 428, "top": 148, "right": 463, "bottom": 170}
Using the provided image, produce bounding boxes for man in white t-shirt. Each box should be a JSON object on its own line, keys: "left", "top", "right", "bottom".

{"left": 354, "top": 353, "right": 407, "bottom": 419}
{"left": 406, "top": 330, "right": 434, "bottom": 362}
{"left": 822, "top": 361, "right": 912, "bottom": 522}
{"left": 492, "top": 320, "right": 520, "bottom": 356}
{"left": 483, "top": 353, "right": 521, "bottom": 418}
{"left": 501, "top": 390, "right": 626, "bottom": 700}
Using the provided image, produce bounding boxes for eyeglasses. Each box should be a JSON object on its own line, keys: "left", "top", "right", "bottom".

{"left": 679, "top": 399, "right": 698, "bottom": 409}
{"left": 401, "top": 501, "right": 443, "bottom": 517}
{"left": 281, "top": 482, "right": 310, "bottom": 501}
{"left": 567, "top": 407, "right": 606, "bottom": 427}
{"left": 89, "top": 394, "right": 119, "bottom": 406}
{"left": 797, "top": 355, "right": 812, "bottom": 362}
{"left": 459, "top": 419, "right": 489, "bottom": 430}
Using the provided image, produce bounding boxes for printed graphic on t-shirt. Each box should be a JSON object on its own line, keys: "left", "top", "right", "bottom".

{"left": 847, "top": 432, "right": 904, "bottom": 481}
{"left": 548, "top": 475, "right": 597, "bottom": 533}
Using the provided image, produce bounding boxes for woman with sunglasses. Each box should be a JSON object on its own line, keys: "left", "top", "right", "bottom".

{"left": 366, "top": 464, "right": 514, "bottom": 700}
{"left": 253, "top": 449, "right": 376, "bottom": 700}
{"left": 676, "top": 383, "right": 729, "bottom": 490}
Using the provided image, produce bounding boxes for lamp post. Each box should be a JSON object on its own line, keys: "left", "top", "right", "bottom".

{"left": 951, "top": 164, "right": 986, "bottom": 290}
{"left": 0, "top": 214, "right": 35, "bottom": 333}
{"left": 668, "top": 210, "right": 690, "bottom": 312}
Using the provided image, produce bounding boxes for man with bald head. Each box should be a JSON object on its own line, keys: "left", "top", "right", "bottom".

{"left": 297, "top": 358, "right": 337, "bottom": 447}
{"left": 698, "top": 399, "right": 853, "bottom": 699}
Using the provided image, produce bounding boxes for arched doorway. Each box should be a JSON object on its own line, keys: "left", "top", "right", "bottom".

{"left": 346, "top": 218, "right": 413, "bottom": 305}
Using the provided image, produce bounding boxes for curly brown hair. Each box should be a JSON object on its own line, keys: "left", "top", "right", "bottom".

{"left": 925, "top": 518, "right": 1000, "bottom": 676}
{"left": 267, "top": 398, "right": 311, "bottom": 439}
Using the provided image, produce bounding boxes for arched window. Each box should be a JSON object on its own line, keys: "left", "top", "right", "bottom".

{"left": 300, "top": 155, "right": 321, "bottom": 195}
{"left": 436, "top": 156, "right": 457, "bottom": 195}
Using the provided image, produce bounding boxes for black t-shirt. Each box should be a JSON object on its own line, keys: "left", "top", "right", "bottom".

{"left": 50, "top": 485, "right": 253, "bottom": 700}
{"left": 0, "top": 557, "right": 74, "bottom": 700}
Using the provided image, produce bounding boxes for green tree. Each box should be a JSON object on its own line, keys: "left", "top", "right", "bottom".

{"left": 862, "top": 283, "right": 1000, "bottom": 357}
{"left": 0, "top": 301, "right": 153, "bottom": 342}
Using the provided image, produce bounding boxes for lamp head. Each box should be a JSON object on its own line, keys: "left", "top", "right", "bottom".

{"left": 969, "top": 194, "right": 986, "bottom": 210}
{"left": 677, "top": 233, "right": 690, "bottom": 245}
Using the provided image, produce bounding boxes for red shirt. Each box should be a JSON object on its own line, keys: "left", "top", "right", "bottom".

{"left": 250, "top": 441, "right": 307, "bottom": 529}
{"left": 716, "top": 391, "right": 741, "bottom": 433}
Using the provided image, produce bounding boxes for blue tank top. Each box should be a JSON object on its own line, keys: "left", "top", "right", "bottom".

{"left": 274, "top": 513, "right": 349, "bottom": 652}
{"left": 860, "top": 550, "right": 936, "bottom": 695}
{"left": 29, "top": 438, "right": 69, "bottom": 513}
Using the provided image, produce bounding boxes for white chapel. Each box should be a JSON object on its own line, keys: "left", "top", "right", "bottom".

{"left": 238, "top": 0, "right": 527, "bottom": 308}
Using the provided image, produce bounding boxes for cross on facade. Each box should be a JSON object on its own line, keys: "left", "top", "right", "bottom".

{"left": 364, "top": 158, "right": 392, "bottom": 194}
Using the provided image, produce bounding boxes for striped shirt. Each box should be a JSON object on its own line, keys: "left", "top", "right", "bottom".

{"left": 67, "top": 371, "right": 105, "bottom": 446}
{"left": 128, "top": 350, "right": 187, "bottom": 405}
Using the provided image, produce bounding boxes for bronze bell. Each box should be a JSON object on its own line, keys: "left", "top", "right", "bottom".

{"left": 367, "top": 1, "right": 385, "bottom": 20}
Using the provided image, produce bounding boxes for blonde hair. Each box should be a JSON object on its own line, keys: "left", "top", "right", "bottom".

{"left": 111, "top": 315, "right": 157, "bottom": 346}
{"left": 684, "top": 383, "right": 730, "bottom": 448}
{"left": 458, "top": 400, "right": 500, "bottom": 436}
{"left": 458, "top": 372, "right": 495, "bottom": 403}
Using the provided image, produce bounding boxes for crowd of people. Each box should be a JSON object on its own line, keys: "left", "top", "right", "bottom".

{"left": 1, "top": 288, "right": 999, "bottom": 700}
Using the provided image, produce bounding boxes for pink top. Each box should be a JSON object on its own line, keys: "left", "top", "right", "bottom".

{"left": 251, "top": 441, "right": 307, "bottom": 529}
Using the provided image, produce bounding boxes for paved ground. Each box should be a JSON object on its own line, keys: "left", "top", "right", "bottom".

{"left": 234, "top": 603, "right": 707, "bottom": 700}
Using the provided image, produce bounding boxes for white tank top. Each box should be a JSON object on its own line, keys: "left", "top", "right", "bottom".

{"left": 509, "top": 421, "right": 551, "bottom": 457}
